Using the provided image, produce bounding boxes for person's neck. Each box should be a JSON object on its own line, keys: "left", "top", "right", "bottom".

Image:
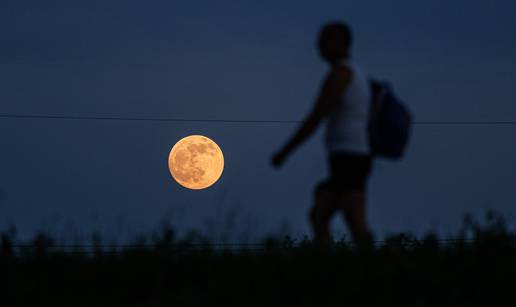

{"left": 329, "top": 56, "right": 350, "bottom": 68}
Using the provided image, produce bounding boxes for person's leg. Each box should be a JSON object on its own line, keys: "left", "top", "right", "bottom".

{"left": 338, "top": 189, "right": 373, "bottom": 250}
{"left": 309, "top": 181, "right": 338, "bottom": 246}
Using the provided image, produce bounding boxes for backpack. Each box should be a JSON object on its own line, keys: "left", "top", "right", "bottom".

{"left": 368, "top": 80, "right": 412, "bottom": 159}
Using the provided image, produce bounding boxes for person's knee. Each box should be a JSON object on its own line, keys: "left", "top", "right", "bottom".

{"left": 314, "top": 181, "right": 334, "bottom": 203}
{"left": 310, "top": 181, "right": 338, "bottom": 232}
{"left": 310, "top": 204, "right": 331, "bottom": 230}
{"left": 338, "top": 189, "right": 365, "bottom": 209}
{"left": 310, "top": 202, "right": 336, "bottom": 229}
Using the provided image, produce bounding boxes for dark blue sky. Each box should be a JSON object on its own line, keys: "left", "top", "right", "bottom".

{"left": 1, "top": 0, "right": 516, "bottom": 242}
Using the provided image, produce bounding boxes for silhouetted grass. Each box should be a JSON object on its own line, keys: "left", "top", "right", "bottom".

{"left": 1, "top": 211, "right": 516, "bottom": 307}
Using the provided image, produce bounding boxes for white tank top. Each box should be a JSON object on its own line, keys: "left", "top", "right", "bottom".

{"left": 325, "top": 59, "right": 371, "bottom": 155}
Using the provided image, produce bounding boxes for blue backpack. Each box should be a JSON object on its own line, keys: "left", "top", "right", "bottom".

{"left": 368, "top": 80, "right": 412, "bottom": 159}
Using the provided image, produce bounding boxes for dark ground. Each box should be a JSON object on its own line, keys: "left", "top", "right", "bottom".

{"left": 1, "top": 211, "right": 515, "bottom": 307}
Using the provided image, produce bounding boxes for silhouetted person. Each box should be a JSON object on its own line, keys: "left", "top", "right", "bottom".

{"left": 272, "top": 22, "right": 373, "bottom": 249}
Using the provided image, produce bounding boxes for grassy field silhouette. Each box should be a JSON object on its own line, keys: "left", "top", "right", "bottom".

{"left": 1, "top": 211, "right": 515, "bottom": 306}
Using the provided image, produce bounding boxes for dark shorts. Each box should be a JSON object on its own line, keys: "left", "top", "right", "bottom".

{"left": 324, "top": 152, "right": 373, "bottom": 192}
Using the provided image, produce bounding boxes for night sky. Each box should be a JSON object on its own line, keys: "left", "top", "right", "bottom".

{"left": 1, "top": 0, "right": 516, "bottom": 242}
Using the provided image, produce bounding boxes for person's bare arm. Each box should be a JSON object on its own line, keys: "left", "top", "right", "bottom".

{"left": 271, "top": 67, "right": 352, "bottom": 168}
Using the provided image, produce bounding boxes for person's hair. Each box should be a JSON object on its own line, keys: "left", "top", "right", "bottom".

{"left": 318, "top": 22, "right": 353, "bottom": 61}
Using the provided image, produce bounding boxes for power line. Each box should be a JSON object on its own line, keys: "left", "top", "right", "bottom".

{"left": 415, "top": 121, "right": 516, "bottom": 125}
{"left": 1, "top": 114, "right": 516, "bottom": 125}
{"left": 0, "top": 114, "right": 298, "bottom": 124}
{"left": 5, "top": 237, "right": 514, "bottom": 255}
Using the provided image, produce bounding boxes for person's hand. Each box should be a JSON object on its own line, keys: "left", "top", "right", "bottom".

{"left": 271, "top": 149, "right": 288, "bottom": 169}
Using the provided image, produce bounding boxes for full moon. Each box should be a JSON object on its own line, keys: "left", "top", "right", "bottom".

{"left": 168, "top": 135, "right": 224, "bottom": 190}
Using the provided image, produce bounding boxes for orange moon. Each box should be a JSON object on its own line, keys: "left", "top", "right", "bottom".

{"left": 168, "top": 135, "right": 224, "bottom": 190}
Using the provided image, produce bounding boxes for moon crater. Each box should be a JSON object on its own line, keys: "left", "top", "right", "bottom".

{"left": 168, "top": 135, "right": 224, "bottom": 189}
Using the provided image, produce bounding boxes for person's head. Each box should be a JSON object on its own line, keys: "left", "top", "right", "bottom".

{"left": 318, "top": 22, "right": 352, "bottom": 65}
